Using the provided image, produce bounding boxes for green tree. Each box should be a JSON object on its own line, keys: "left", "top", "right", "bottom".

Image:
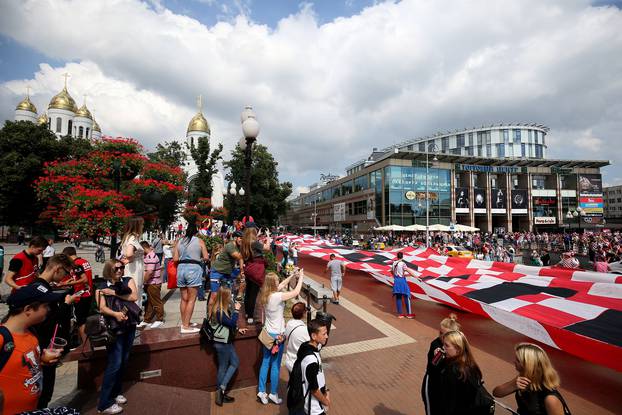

{"left": 188, "top": 135, "right": 223, "bottom": 203}
{"left": 224, "top": 144, "right": 292, "bottom": 226}
{"left": 148, "top": 140, "right": 188, "bottom": 168}
{"left": 0, "top": 120, "right": 93, "bottom": 227}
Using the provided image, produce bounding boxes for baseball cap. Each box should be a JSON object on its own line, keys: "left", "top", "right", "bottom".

{"left": 232, "top": 230, "right": 243, "bottom": 238}
{"left": 7, "top": 281, "right": 65, "bottom": 310}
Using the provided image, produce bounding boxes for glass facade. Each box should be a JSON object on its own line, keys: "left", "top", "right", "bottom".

{"left": 384, "top": 165, "right": 451, "bottom": 226}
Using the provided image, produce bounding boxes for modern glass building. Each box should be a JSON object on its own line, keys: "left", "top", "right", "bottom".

{"left": 282, "top": 125, "right": 609, "bottom": 234}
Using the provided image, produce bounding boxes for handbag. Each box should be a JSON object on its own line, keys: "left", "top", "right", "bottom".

{"left": 166, "top": 260, "right": 178, "bottom": 289}
{"left": 84, "top": 291, "right": 116, "bottom": 349}
{"left": 258, "top": 327, "right": 275, "bottom": 349}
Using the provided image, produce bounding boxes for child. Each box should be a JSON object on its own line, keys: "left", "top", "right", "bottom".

{"left": 0, "top": 283, "right": 65, "bottom": 414}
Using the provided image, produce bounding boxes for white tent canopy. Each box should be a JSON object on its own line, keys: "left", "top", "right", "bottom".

{"left": 452, "top": 224, "right": 480, "bottom": 232}
{"left": 373, "top": 224, "right": 409, "bottom": 231}
{"left": 404, "top": 224, "right": 427, "bottom": 231}
{"left": 426, "top": 224, "right": 451, "bottom": 231}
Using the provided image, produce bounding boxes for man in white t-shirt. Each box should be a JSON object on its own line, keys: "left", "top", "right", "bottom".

{"left": 285, "top": 302, "right": 310, "bottom": 373}
{"left": 324, "top": 254, "right": 346, "bottom": 304}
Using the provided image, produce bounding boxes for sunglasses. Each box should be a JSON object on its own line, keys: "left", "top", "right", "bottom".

{"left": 115, "top": 265, "right": 125, "bottom": 271}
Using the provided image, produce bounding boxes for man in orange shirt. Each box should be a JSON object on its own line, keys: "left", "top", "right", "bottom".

{"left": 0, "top": 282, "right": 64, "bottom": 414}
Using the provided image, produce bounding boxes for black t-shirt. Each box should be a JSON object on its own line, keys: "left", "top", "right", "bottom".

{"left": 30, "top": 278, "right": 72, "bottom": 352}
{"left": 516, "top": 388, "right": 565, "bottom": 415}
{"left": 252, "top": 241, "right": 264, "bottom": 258}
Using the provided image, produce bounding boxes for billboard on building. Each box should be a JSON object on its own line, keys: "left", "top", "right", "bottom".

{"left": 455, "top": 187, "right": 469, "bottom": 213}
{"left": 366, "top": 197, "right": 375, "bottom": 220}
{"left": 333, "top": 202, "right": 346, "bottom": 222}
{"left": 474, "top": 189, "right": 486, "bottom": 214}
{"left": 578, "top": 174, "right": 603, "bottom": 195}
{"left": 491, "top": 188, "right": 506, "bottom": 213}
{"left": 578, "top": 174, "right": 604, "bottom": 217}
{"left": 511, "top": 189, "right": 528, "bottom": 214}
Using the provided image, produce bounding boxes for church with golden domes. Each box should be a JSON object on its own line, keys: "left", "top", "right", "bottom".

{"left": 14, "top": 76, "right": 102, "bottom": 140}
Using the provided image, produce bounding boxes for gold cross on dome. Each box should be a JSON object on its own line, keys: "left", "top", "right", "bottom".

{"left": 26, "top": 85, "right": 31, "bottom": 98}
{"left": 197, "top": 94, "right": 203, "bottom": 113}
{"left": 83, "top": 94, "right": 87, "bottom": 106}
{"left": 62, "top": 72, "right": 71, "bottom": 89}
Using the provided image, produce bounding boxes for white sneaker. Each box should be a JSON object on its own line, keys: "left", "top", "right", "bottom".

{"left": 268, "top": 393, "right": 282, "bottom": 405}
{"left": 180, "top": 327, "right": 200, "bottom": 334}
{"left": 115, "top": 395, "right": 127, "bottom": 404}
{"left": 150, "top": 321, "right": 164, "bottom": 329}
{"left": 98, "top": 403, "right": 123, "bottom": 414}
{"left": 257, "top": 392, "right": 268, "bottom": 405}
{"left": 137, "top": 321, "right": 149, "bottom": 328}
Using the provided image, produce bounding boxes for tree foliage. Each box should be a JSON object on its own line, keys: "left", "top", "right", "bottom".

{"left": 147, "top": 140, "right": 188, "bottom": 168}
{"left": 224, "top": 144, "right": 292, "bottom": 226}
{"left": 0, "top": 120, "right": 93, "bottom": 227}
{"left": 35, "top": 137, "right": 185, "bottom": 237}
{"left": 188, "top": 135, "right": 223, "bottom": 203}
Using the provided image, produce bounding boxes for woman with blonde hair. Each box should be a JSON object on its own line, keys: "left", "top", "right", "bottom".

{"left": 422, "top": 314, "right": 462, "bottom": 415}
{"left": 209, "top": 286, "right": 248, "bottom": 406}
{"left": 256, "top": 270, "right": 304, "bottom": 405}
{"left": 433, "top": 330, "right": 485, "bottom": 415}
{"left": 493, "top": 343, "right": 569, "bottom": 415}
{"left": 240, "top": 226, "right": 271, "bottom": 324}
{"left": 119, "top": 217, "right": 145, "bottom": 309}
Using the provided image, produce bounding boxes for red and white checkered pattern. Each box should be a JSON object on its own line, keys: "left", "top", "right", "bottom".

{"left": 280, "top": 235, "right": 622, "bottom": 371}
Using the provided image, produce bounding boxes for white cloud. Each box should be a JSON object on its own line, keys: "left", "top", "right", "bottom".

{"left": 0, "top": 0, "right": 621, "bottom": 187}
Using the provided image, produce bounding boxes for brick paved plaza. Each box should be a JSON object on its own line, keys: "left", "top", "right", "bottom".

{"left": 2, "top": 243, "right": 621, "bottom": 414}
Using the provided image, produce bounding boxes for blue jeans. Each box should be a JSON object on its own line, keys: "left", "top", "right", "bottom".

{"left": 98, "top": 326, "right": 137, "bottom": 411}
{"left": 395, "top": 294, "right": 411, "bottom": 315}
{"left": 213, "top": 342, "right": 240, "bottom": 390}
{"left": 258, "top": 332, "right": 284, "bottom": 394}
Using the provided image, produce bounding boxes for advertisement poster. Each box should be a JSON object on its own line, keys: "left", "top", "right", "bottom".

{"left": 511, "top": 189, "right": 528, "bottom": 214}
{"left": 579, "top": 196, "right": 604, "bottom": 216}
{"left": 333, "top": 202, "right": 346, "bottom": 222}
{"left": 474, "top": 188, "right": 486, "bottom": 213}
{"left": 491, "top": 188, "right": 506, "bottom": 213}
{"left": 455, "top": 187, "right": 470, "bottom": 213}
{"left": 578, "top": 174, "right": 603, "bottom": 195}
{"left": 534, "top": 217, "right": 556, "bottom": 225}
{"left": 366, "top": 197, "right": 375, "bottom": 220}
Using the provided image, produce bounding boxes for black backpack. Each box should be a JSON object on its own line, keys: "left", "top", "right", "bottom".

{"left": 471, "top": 380, "right": 496, "bottom": 415}
{"left": 287, "top": 348, "right": 318, "bottom": 412}
{"left": 0, "top": 326, "right": 15, "bottom": 372}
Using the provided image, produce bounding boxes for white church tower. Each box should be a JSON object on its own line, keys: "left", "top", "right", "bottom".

{"left": 14, "top": 87, "right": 38, "bottom": 123}
{"left": 47, "top": 74, "right": 77, "bottom": 138}
{"left": 185, "top": 95, "right": 224, "bottom": 208}
{"left": 74, "top": 96, "right": 94, "bottom": 139}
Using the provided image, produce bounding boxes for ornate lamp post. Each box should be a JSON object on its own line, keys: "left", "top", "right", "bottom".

{"left": 240, "top": 106, "right": 260, "bottom": 220}
{"left": 425, "top": 143, "right": 439, "bottom": 247}
{"left": 223, "top": 181, "right": 244, "bottom": 223}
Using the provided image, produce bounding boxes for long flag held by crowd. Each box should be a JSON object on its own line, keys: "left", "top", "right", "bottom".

{"left": 281, "top": 235, "right": 622, "bottom": 371}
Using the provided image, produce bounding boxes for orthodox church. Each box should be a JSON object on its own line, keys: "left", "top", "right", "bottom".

{"left": 14, "top": 77, "right": 102, "bottom": 140}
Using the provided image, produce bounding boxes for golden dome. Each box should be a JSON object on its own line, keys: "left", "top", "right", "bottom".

{"left": 37, "top": 112, "right": 48, "bottom": 125}
{"left": 76, "top": 104, "right": 93, "bottom": 120}
{"left": 92, "top": 120, "right": 101, "bottom": 132}
{"left": 187, "top": 111, "right": 210, "bottom": 134}
{"left": 48, "top": 87, "right": 77, "bottom": 112}
{"left": 16, "top": 96, "right": 37, "bottom": 113}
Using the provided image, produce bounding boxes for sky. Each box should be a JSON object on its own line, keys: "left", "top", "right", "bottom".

{"left": 1, "top": 0, "right": 621, "bottom": 195}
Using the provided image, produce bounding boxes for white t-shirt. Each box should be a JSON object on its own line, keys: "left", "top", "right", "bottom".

{"left": 43, "top": 246, "right": 55, "bottom": 258}
{"left": 163, "top": 244, "right": 173, "bottom": 259}
{"left": 285, "top": 319, "right": 310, "bottom": 372}
{"left": 264, "top": 292, "right": 285, "bottom": 334}
{"left": 291, "top": 247, "right": 298, "bottom": 258}
{"left": 392, "top": 260, "right": 406, "bottom": 277}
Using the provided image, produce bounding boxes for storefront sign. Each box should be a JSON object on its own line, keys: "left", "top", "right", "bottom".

{"left": 582, "top": 216, "right": 603, "bottom": 225}
{"left": 534, "top": 217, "right": 556, "bottom": 225}
{"left": 456, "top": 164, "right": 519, "bottom": 173}
{"left": 533, "top": 197, "right": 557, "bottom": 206}
{"left": 405, "top": 191, "right": 416, "bottom": 200}
{"left": 456, "top": 208, "right": 470, "bottom": 213}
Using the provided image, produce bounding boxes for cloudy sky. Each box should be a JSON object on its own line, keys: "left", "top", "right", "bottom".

{"left": 1, "top": 0, "right": 621, "bottom": 194}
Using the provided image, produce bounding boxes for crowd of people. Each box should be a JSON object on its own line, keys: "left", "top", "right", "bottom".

{"left": 0, "top": 219, "right": 584, "bottom": 415}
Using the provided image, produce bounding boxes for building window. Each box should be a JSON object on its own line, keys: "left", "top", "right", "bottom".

{"left": 486, "top": 144, "right": 491, "bottom": 157}
{"left": 532, "top": 175, "right": 546, "bottom": 189}
{"left": 68, "top": 120, "right": 73, "bottom": 136}
{"left": 86, "top": 128, "right": 90, "bottom": 138}
{"left": 56, "top": 117, "right": 62, "bottom": 133}
{"left": 521, "top": 143, "right": 526, "bottom": 157}
{"left": 477, "top": 131, "right": 484, "bottom": 146}
{"left": 468, "top": 132, "right": 474, "bottom": 146}
{"left": 407, "top": 145, "right": 413, "bottom": 151}
{"left": 477, "top": 145, "right": 483, "bottom": 157}
{"left": 502, "top": 129, "right": 509, "bottom": 143}
{"left": 513, "top": 129, "right": 521, "bottom": 143}
{"left": 528, "top": 129, "right": 533, "bottom": 143}
{"left": 534, "top": 131, "right": 539, "bottom": 144}
{"left": 354, "top": 175, "right": 368, "bottom": 192}
{"left": 78, "top": 126, "right": 84, "bottom": 138}
{"left": 535, "top": 144, "right": 543, "bottom": 159}
{"left": 442, "top": 137, "right": 449, "bottom": 152}
{"left": 496, "top": 143, "right": 505, "bottom": 157}
{"left": 451, "top": 148, "right": 461, "bottom": 155}
{"left": 418, "top": 142, "right": 425, "bottom": 152}
{"left": 467, "top": 146, "right": 474, "bottom": 156}
{"left": 457, "top": 134, "right": 465, "bottom": 147}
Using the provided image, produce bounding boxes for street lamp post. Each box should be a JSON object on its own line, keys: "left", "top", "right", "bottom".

{"left": 240, "top": 106, "right": 260, "bottom": 221}
{"left": 223, "top": 181, "right": 244, "bottom": 223}
{"left": 425, "top": 143, "right": 439, "bottom": 247}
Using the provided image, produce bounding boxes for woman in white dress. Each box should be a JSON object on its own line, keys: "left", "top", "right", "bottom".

{"left": 120, "top": 217, "right": 145, "bottom": 308}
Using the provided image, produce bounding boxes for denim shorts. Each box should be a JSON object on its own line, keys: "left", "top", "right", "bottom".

{"left": 177, "top": 263, "right": 203, "bottom": 287}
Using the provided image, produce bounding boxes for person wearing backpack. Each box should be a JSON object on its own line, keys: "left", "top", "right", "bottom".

{"left": 287, "top": 318, "right": 330, "bottom": 415}
{"left": 209, "top": 286, "right": 248, "bottom": 406}
{"left": 493, "top": 343, "right": 570, "bottom": 415}
{"left": 435, "top": 330, "right": 492, "bottom": 415}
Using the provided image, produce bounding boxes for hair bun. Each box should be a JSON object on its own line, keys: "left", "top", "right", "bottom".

{"left": 448, "top": 313, "right": 458, "bottom": 321}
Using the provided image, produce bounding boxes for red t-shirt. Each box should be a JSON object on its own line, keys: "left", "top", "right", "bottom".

{"left": 8, "top": 251, "right": 39, "bottom": 287}
{"left": 0, "top": 327, "right": 42, "bottom": 414}
{"left": 72, "top": 257, "right": 93, "bottom": 299}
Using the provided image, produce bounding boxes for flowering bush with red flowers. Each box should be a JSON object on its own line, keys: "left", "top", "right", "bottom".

{"left": 35, "top": 136, "right": 186, "bottom": 237}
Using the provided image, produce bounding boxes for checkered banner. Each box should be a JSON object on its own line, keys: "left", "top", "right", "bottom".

{"left": 279, "top": 235, "right": 622, "bottom": 371}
